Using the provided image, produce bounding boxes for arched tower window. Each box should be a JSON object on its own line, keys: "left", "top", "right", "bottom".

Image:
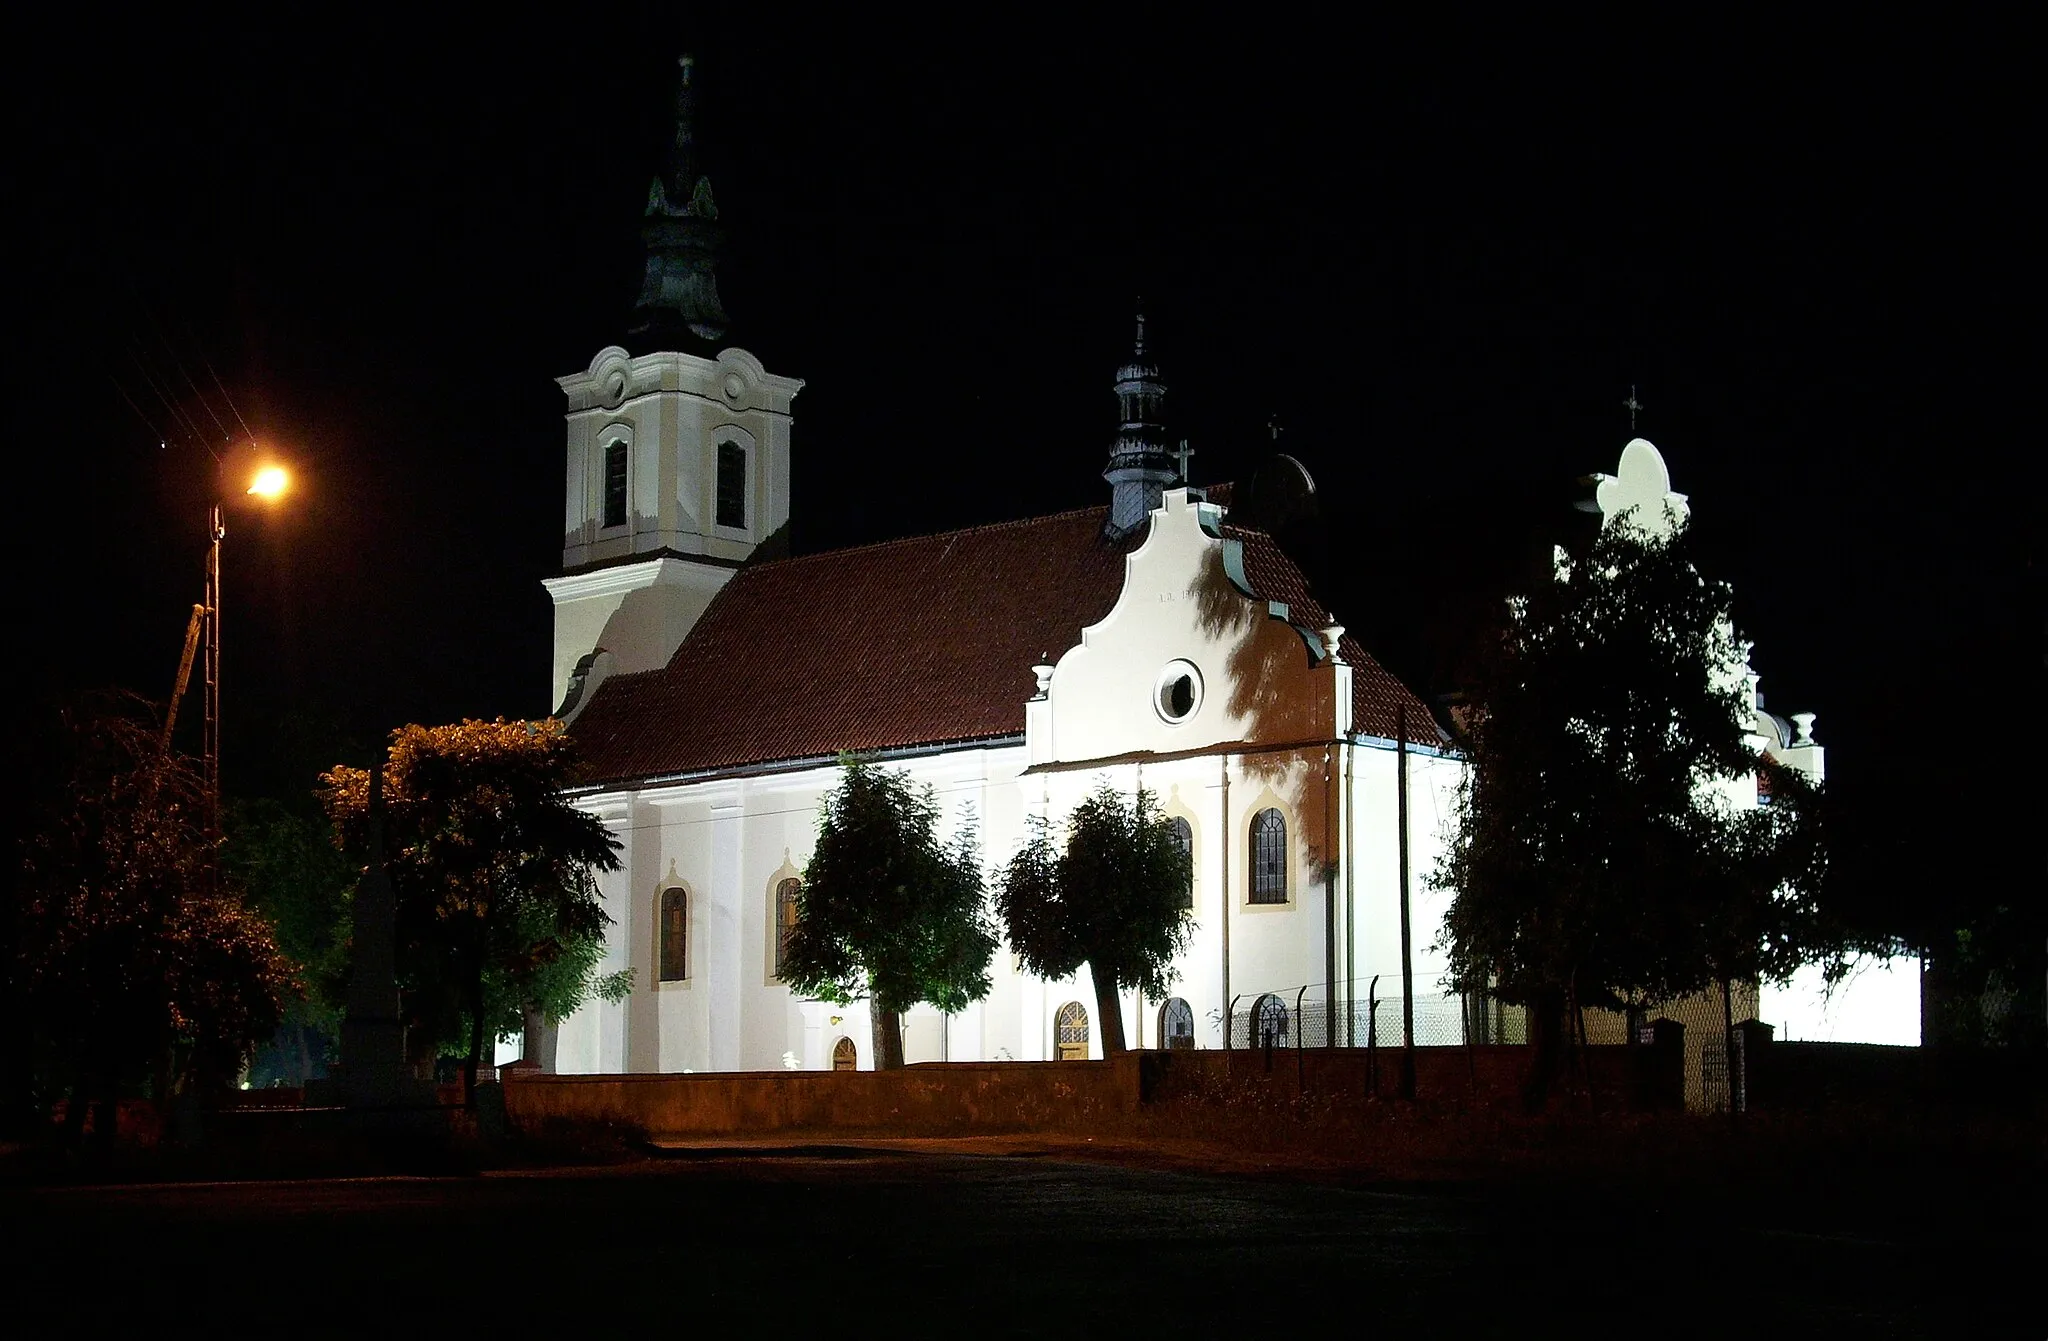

{"left": 659, "top": 888, "right": 688, "bottom": 982}
{"left": 1250, "top": 808, "right": 1288, "bottom": 904}
{"left": 603, "top": 440, "right": 629, "bottom": 529}
{"left": 1166, "top": 816, "right": 1194, "bottom": 910}
{"left": 715, "top": 438, "right": 746, "bottom": 529}
{"left": 774, "top": 878, "right": 801, "bottom": 978}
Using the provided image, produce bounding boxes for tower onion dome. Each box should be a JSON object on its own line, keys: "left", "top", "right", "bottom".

{"left": 1103, "top": 305, "right": 1177, "bottom": 538}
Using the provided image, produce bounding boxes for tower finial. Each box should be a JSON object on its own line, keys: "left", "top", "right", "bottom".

{"left": 1134, "top": 297, "right": 1146, "bottom": 357}
{"left": 632, "top": 52, "right": 731, "bottom": 344}
{"left": 669, "top": 54, "right": 699, "bottom": 209}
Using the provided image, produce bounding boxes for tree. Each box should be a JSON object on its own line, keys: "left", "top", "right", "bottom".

{"left": 319, "top": 719, "right": 627, "bottom": 1103}
{"left": 16, "top": 694, "right": 293, "bottom": 1143}
{"left": 994, "top": 782, "right": 1193, "bottom": 1055}
{"left": 224, "top": 798, "right": 354, "bottom": 1086}
{"left": 780, "top": 759, "right": 995, "bottom": 1070}
{"left": 1434, "top": 514, "right": 1846, "bottom": 1102}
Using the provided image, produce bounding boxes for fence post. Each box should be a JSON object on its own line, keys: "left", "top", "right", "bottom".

{"left": 1296, "top": 985, "right": 1309, "bottom": 1092}
{"left": 1465, "top": 989, "right": 1478, "bottom": 1094}
{"left": 1366, "top": 975, "right": 1381, "bottom": 1098}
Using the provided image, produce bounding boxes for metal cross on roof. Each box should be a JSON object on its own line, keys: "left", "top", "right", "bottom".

{"left": 1622, "top": 385, "right": 1644, "bottom": 432}
{"left": 1268, "top": 414, "right": 1283, "bottom": 443}
{"left": 1172, "top": 439, "right": 1195, "bottom": 482}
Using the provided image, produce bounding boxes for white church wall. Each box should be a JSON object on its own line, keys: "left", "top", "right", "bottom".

{"left": 551, "top": 731, "right": 1470, "bottom": 1071}
{"left": 1763, "top": 957, "right": 1922, "bottom": 1046}
{"left": 543, "top": 558, "right": 736, "bottom": 712}
{"left": 1041, "top": 489, "right": 1341, "bottom": 768}
{"left": 1341, "top": 743, "right": 1466, "bottom": 1038}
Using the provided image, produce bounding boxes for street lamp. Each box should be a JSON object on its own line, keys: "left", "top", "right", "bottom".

{"left": 201, "top": 462, "right": 291, "bottom": 837}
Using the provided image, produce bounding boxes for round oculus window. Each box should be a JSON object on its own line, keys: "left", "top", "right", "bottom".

{"left": 1154, "top": 660, "right": 1203, "bottom": 724}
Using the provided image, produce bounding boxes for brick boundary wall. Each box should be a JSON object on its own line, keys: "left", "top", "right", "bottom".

{"left": 500, "top": 1057, "right": 1146, "bottom": 1139}
{"left": 500, "top": 1039, "right": 1687, "bottom": 1139}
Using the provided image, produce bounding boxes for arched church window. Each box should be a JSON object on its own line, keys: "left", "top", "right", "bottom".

{"left": 603, "top": 441, "right": 629, "bottom": 529}
{"left": 832, "top": 1037, "right": 858, "bottom": 1071}
{"left": 1159, "top": 997, "right": 1195, "bottom": 1051}
{"left": 774, "top": 878, "right": 801, "bottom": 978}
{"left": 1250, "top": 993, "right": 1290, "bottom": 1050}
{"left": 1166, "top": 817, "right": 1194, "bottom": 910}
{"left": 659, "top": 887, "right": 688, "bottom": 982}
{"left": 716, "top": 439, "right": 746, "bottom": 529}
{"left": 1250, "top": 808, "right": 1288, "bottom": 904}
{"left": 1055, "top": 1001, "right": 1090, "bottom": 1060}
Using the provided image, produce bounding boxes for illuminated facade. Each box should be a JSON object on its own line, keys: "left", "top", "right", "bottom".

{"left": 539, "top": 329, "right": 1463, "bottom": 1072}
{"left": 518, "top": 58, "right": 1909, "bottom": 1083}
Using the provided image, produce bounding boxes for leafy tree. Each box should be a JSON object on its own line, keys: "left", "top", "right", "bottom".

{"left": 780, "top": 759, "right": 995, "bottom": 1070}
{"left": 320, "top": 719, "right": 627, "bottom": 1103}
{"left": 1434, "top": 515, "right": 1851, "bottom": 1101}
{"left": 995, "top": 782, "right": 1193, "bottom": 1055}
{"left": 16, "top": 694, "right": 293, "bottom": 1143}
{"left": 224, "top": 798, "right": 353, "bottom": 1086}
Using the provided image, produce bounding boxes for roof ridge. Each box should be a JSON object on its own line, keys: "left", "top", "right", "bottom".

{"left": 743, "top": 503, "right": 1110, "bottom": 573}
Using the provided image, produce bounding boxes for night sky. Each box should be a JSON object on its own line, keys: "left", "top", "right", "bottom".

{"left": 9, "top": 19, "right": 2037, "bottom": 907}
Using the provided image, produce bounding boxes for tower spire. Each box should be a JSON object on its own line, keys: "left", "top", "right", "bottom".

{"left": 632, "top": 53, "right": 731, "bottom": 345}
{"left": 1103, "top": 300, "right": 1175, "bottom": 538}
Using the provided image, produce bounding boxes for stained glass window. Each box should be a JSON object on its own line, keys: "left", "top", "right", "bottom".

{"left": 659, "top": 887, "right": 687, "bottom": 981}
{"left": 1250, "top": 808, "right": 1287, "bottom": 904}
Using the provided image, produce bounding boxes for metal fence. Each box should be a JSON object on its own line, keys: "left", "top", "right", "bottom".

{"left": 1213, "top": 978, "right": 1763, "bottom": 1114}
{"left": 1222, "top": 979, "right": 1499, "bottom": 1051}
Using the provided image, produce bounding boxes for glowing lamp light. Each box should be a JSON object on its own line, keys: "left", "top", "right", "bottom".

{"left": 247, "top": 466, "right": 289, "bottom": 499}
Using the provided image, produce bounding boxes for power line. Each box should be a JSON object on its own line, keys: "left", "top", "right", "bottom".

{"left": 205, "top": 357, "right": 256, "bottom": 444}
{"left": 129, "top": 346, "right": 220, "bottom": 463}
{"left": 141, "top": 297, "right": 234, "bottom": 447}
{"left": 110, "top": 374, "right": 172, "bottom": 447}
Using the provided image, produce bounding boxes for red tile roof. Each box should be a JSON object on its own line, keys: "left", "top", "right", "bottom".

{"left": 567, "top": 503, "right": 1443, "bottom": 787}
{"left": 1225, "top": 525, "right": 1448, "bottom": 745}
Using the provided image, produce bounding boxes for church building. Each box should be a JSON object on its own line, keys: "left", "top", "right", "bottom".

{"left": 529, "top": 57, "right": 1463, "bottom": 1074}
{"left": 525, "top": 58, "right": 1899, "bottom": 1078}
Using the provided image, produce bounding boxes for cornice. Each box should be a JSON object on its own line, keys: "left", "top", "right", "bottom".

{"left": 543, "top": 555, "right": 702, "bottom": 602}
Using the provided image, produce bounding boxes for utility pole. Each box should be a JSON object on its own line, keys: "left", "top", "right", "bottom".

{"left": 203, "top": 502, "right": 224, "bottom": 844}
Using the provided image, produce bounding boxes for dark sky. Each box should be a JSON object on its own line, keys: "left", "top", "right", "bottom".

{"left": 8, "top": 19, "right": 2037, "bottom": 899}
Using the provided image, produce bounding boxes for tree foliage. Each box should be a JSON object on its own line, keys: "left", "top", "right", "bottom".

{"left": 1435, "top": 515, "right": 1848, "bottom": 1035}
{"left": 994, "top": 782, "right": 1193, "bottom": 1054}
{"left": 320, "top": 718, "right": 626, "bottom": 1098}
{"left": 15, "top": 694, "right": 293, "bottom": 1138}
{"left": 223, "top": 797, "right": 354, "bottom": 1085}
{"left": 780, "top": 759, "right": 995, "bottom": 1069}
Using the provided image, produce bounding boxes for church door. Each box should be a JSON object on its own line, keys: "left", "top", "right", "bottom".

{"left": 1055, "top": 1002, "right": 1090, "bottom": 1060}
{"left": 832, "top": 1037, "right": 857, "bottom": 1071}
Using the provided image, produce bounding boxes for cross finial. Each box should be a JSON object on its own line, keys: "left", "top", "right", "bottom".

{"left": 1268, "top": 413, "right": 1283, "bottom": 444}
{"left": 1172, "top": 439, "right": 1195, "bottom": 483}
{"left": 1622, "top": 384, "right": 1644, "bottom": 433}
{"left": 1133, "top": 296, "right": 1146, "bottom": 356}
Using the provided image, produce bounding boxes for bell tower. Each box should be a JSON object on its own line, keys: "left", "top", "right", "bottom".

{"left": 542, "top": 56, "right": 804, "bottom": 718}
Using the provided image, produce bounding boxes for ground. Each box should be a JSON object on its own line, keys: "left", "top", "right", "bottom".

{"left": 4, "top": 1133, "right": 2036, "bottom": 1336}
